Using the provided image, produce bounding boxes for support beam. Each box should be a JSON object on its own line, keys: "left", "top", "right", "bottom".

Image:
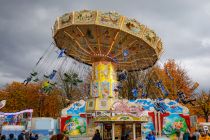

{"left": 158, "top": 112, "right": 162, "bottom": 137}
{"left": 101, "top": 123, "right": 104, "bottom": 140}
{"left": 133, "top": 123, "right": 136, "bottom": 140}
{"left": 154, "top": 111, "right": 158, "bottom": 136}
{"left": 112, "top": 123, "right": 115, "bottom": 140}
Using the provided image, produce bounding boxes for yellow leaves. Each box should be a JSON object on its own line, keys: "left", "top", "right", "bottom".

{"left": 0, "top": 81, "right": 63, "bottom": 118}
{"left": 189, "top": 91, "right": 210, "bottom": 121}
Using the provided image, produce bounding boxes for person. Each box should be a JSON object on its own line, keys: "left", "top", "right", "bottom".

{"left": 146, "top": 131, "right": 155, "bottom": 140}
{"left": 25, "top": 131, "right": 30, "bottom": 140}
{"left": 175, "top": 128, "right": 181, "bottom": 140}
{"left": 34, "top": 134, "right": 38, "bottom": 140}
{"left": 125, "top": 134, "right": 129, "bottom": 140}
{"left": 189, "top": 132, "right": 196, "bottom": 140}
{"left": 8, "top": 133, "right": 16, "bottom": 140}
{"left": 55, "top": 133, "right": 69, "bottom": 140}
{"left": 183, "top": 129, "right": 190, "bottom": 140}
{"left": 193, "top": 129, "right": 200, "bottom": 140}
{"left": 0, "top": 135, "right": 6, "bottom": 140}
{"left": 29, "top": 133, "right": 36, "bottom": 140}
{"left": 18, "top": 130, "right": 25, "bottom": 140}
{"left": 92, "top": 129, "right": 102, "bottom": 140}
{"left": 50, "top": 135, "right": 57, "bottom": 140}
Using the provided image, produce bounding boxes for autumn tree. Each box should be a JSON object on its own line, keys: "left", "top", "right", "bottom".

{"left": 191, "top": 91, "right": 210, "bottom": 122}
{"left": 119, "top": 59, "right": 195, "bottom": 100}
{"left": 58, "top": 71, "right": 88, "bottom": 105}
{"left": 0, "top": 82, "right": 63, "bottom": 118}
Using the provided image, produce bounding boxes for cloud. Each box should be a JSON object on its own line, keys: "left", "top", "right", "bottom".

{"left": 0, "top": 0, "right": 210, "bottom": 91}
{"left": 201, "top": 38, "right": 210, "bottom": 48}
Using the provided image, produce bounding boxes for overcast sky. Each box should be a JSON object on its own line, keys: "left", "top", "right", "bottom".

{"left": 0, "top": 0, "right": 210, "bottom": 91}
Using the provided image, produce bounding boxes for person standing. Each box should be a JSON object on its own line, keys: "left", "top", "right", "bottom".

{"left": 189, "top": 132, "right": 196, "bottom": 140}
{"left": 18, "top": 130, "right": 25, "bottom": 140}
{"left": 8, "top": 134, "right": 16, "bottom": 140}
{"left": 92, "top": 129, "right": 102, "bottom": 140}
{"left": 193, "top": 129, "right": 200, "bottom": 140}
{"left": 183, "top": 129, "right": 190, "bottom": 140}
{"left": 146, "top": 131, "right": 155, "bottom": 140}
{"left": 0, "top": 135, "right": 6, "bottom": 140}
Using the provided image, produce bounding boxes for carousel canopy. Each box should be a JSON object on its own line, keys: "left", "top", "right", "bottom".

{"left": 53, "top": 10, "right": 163, "bottom": 71}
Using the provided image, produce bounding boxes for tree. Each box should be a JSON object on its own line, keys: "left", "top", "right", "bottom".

{"left": 119, "top": 59, "right": 195, "bottom": 100}
{"left": 58, "top": 71, "right": 86, "bottom": 105}
{"left": 0, "top": 82, "right": 63, "bottom": 118}
{"left": 191, "top": 91, "right": 210, "bottom": 122}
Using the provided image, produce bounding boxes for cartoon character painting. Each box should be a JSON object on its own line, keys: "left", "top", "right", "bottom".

{"left": 63, "top": 116, "right": 86, "bottom": 136}
{"left": 92, "top": 82, "right": 99, "bottom": 97}
{"left": 162, "top": 114, "right": 187, "bottom": 136}
{"left": 101, "top": 82, "right": 110, "bottom": 98}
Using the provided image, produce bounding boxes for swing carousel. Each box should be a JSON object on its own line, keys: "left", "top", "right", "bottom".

{"left": 53, "top": 10, "right": 163, "bottom": 98}
{"left": 50, "top": 10, "right": 191, "bottom": 140}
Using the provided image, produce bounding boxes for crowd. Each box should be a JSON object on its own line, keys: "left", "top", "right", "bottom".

{"left": 0, "top": 130, "right": 38, "bottom": 140}
{"left": 49, "top": 133, "right": 69, "bottom": 140}
{"left": 144, "top": 129, "right": 210, "bottom": 140}
{"left": 0, "top": 131, "right": 71, "bottom": 140}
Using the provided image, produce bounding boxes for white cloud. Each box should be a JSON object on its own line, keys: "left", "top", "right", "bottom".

{"left": 0, "top": 0, "right": 210, "bottom": 91}
{"left": 0, "top": 72, "right": 23, "bottom": 86}
{"left": 179, "top": 57, "right": 210, "bottom": 91}
{"left": 201, "top": 38, "right": 210, "bottom": 48}
{"left": 204, "top": 3, "right": 210, "bottom": 16}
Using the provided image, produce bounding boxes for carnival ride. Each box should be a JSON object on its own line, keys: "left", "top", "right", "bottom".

{"left": 21, "top": 10, "right": 199, "bottom": 139}
{"left": 51, "top": 10, "right": 186, "bottom": 139}
{"left": 0, "top": 100, "right": 33, "bottom": 138}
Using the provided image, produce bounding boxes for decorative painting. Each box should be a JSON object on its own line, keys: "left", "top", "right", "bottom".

{"left": 162, "top": 114, "right": 188, "bottom": 137}
{"left": 62, "top": 116, "right": 86, "bottom": 136}
{"left": 91, "top": 82, "right": 99, "bottom": 97}
{"left": 101, "top": 82, "right": 110, "bottom": 98}
{"left": 101, "top": 64, "right": 109, "bottom": 80}
{"left": 98, "top": 11, "right": 122, "bottom": 27}
{"left": 98, "top": 99, "right": 108, "bottom": 109}
{"left": 87, "top": 99, "right": 95, "bottom": 111}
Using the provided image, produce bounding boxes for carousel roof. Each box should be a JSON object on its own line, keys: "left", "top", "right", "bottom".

{"left": 53, "top": 10, "right": 163, "bottom": 71}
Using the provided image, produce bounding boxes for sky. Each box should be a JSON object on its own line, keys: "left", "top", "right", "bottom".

{"left": 0, "top": 0, "right": 210, "bottom": 91}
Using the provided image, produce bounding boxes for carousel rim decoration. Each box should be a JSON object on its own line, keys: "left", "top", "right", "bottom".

{"left": 53, "top": 10, "right": 163, "bottom": 71}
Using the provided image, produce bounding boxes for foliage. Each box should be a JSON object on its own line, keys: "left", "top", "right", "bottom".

{"left": 120, "top": 59, "right": 194, "bottom": 100}
{"left": 58, "top": 71, "right": 88, "bottom": 105}
{"left": 0, "top": 82, "right": 63, "bottom": 118}
{"left": 190, "top": 91, "right": 210, "bottom": 122}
